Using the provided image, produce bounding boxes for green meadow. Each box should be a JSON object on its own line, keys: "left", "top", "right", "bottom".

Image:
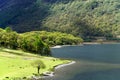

{"left": 0, "top": 48, "right": 70, "bottom": 80}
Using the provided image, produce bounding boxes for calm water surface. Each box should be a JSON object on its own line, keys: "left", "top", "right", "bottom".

{"left": 45, "top": 44, "right": 120, "bottom": 80}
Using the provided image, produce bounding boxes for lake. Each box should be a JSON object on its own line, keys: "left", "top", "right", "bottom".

{"left": 45, "top": 44, "right": 120, "bottom": 80}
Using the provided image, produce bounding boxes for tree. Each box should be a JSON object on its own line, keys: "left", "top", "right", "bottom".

{"left": 0, "top": 27, "right": 18, "bottom": 49}
{"left": 5, "top": 27, "right": 12, "bottom": 33}
{"left": 31, "top": 60, "right": 46, "bottom": 74}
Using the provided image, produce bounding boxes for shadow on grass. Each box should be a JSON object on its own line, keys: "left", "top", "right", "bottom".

{"left": 0, "top": 48, "right": 41, "bottom": 58}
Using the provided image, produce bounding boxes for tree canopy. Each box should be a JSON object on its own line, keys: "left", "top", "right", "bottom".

{"left": 0, "top": 27, "right": 83, "bottom": 55}
{"left": 22, "top": 31, "right": 83, "bottom": 46}
{"left": 0, "top": 27, "right": 51, "bottom": 56}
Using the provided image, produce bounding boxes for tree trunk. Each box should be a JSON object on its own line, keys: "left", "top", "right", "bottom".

{"left": 37, "top": 65, "right": 40, "bottom": 74}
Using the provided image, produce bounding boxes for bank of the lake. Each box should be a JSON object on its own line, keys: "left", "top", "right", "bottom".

{"left": 38, "top": 61, "right": 75, "bottom": 79}
{"left": 0, "top": 48, "right": 71, "bottom": 80}
{"left": 51, "top": 41, "right": 119, "bottom": 49}
{"left": 83, "top": 41, "right": 118, "bottom": 45}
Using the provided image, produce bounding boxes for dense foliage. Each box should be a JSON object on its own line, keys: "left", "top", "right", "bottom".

{"left": 22, "top": 31, "right": 83, "bottom": 46}
{"left": 0, "top": 0, "right": 120, "bottom": 40}
{"left": 0, "top": 27, "right": 50, "bottom": 56}
{"left": 0, "top": 27, "right": 18, "bottom": 49}
{"left": 0, "top": 27, "right": 82, "bottom": 55}
{"left": 43, "top": 0, "right": 120, "bottom": 40}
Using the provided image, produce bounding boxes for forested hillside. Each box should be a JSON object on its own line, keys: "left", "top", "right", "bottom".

{"left": 0, "top": 0, "right": 120, "bottom": 40}
{"left": 43, "top": 0, "right": 120, "bottom": 39}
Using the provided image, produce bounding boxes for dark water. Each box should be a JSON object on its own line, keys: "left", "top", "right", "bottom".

{"left": 45, "top": 44, "right": 120, "bottom": 80}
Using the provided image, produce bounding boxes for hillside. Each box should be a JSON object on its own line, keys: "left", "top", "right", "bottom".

{"left": 0, "top": 0, "right": 120, "bottom": 40}
{"left": 0, "top": 0, "right": 45, "bottom": 32}
{"left": 43, "top": 0, "right": 120, "bottom": 40}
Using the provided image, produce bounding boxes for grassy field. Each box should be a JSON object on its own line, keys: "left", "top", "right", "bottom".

{"left": 0, "top": 48, "right": 70, "bottom": 80}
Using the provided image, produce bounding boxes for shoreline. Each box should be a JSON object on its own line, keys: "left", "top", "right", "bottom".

{"left": 51, "top": 44, "right": 83, "bottom": 48}
{"left": 43, "top": 61, "right": 76, "bottom": 77}
{"left": 83, "top": 41, "right": 119, "bottom": 45}
{"left": 32, "top": 61, "right": 76, "bottom": 79}
{"left": 55, "top": 61, "right": 76, "bottom": 69}
{"left": 51, "top": 41, "right": 120, "bottom": 49}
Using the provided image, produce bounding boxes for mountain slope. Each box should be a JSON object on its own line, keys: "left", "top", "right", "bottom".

{"left": 0, "top": 0, "right": 49, "bottom": 32}
{"left": 0, "top": 0, "right": 120, "bottom": 39}
{"left": 43, "top": 0, "right": 120, "bottom": 39}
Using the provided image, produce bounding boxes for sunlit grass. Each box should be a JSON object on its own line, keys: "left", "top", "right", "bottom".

{"left": 0, "top": 48, "right": 70, "bottom": 79}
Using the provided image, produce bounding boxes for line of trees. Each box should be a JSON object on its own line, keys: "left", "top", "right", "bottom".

{"left": 22, "top": 31, "right": 83, "bottom": 46}
{"left": 0, "top": 27, "right": 83, "bottom": 55}
{"left": 0, "top": 27, "right": 50, "bottom": 56}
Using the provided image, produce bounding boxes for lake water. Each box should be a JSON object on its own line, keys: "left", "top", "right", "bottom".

{"left": 45, "top": 44, "right": 120, "bottom": 80}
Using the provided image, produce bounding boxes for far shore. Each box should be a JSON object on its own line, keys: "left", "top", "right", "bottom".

{"left": 83, "top": 41, "right": 119, "bottom": 45}
{"left": 51, "top": 44, "right": 83, "bottom": 48}
{"left": 51, "top": 41, "right": 120, "bottom": 49}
